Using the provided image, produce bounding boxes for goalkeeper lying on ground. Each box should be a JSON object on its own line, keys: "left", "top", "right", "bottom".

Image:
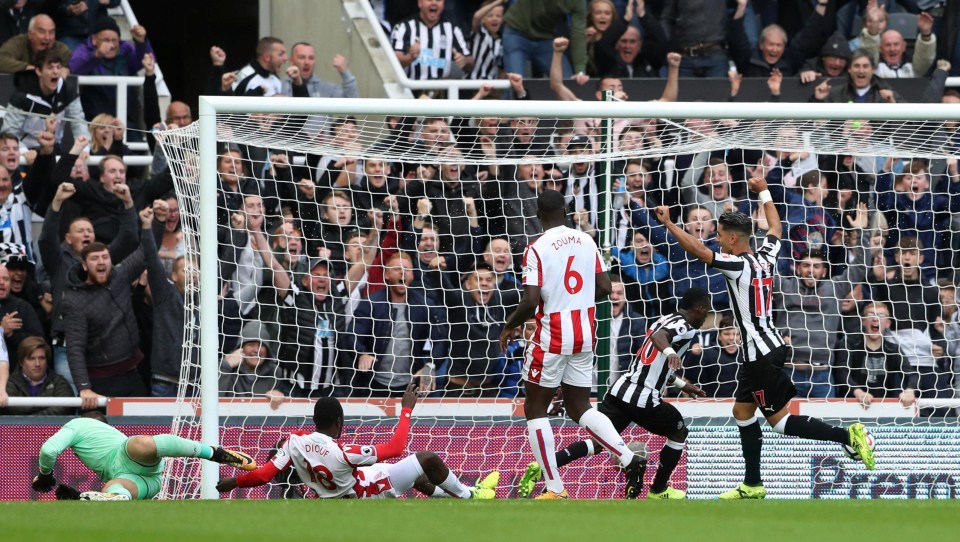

{"left": 32, "top": 411, "right": 257, "bottom": 500}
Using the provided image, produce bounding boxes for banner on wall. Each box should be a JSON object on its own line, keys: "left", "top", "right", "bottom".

{"left": 1, "top": 422, "right": 957, "bottom": 500}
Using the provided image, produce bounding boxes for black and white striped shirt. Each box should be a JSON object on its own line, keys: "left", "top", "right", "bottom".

{"left": 610, "top": 313, "right": 697, "bottom": 408}
{"left": 468, "top": 25, "right": 502, "bottom": 80}
{"left": 391, "top": 17, "right": 470, "bottom": 80}
{"left": 710, "top": 235, "right": 785, "bottom": 361}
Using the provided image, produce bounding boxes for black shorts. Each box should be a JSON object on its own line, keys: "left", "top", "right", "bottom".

{"left": 734, "top": 345, "right": 797, "bottom": 416}
{"left": 599, "top": 394, "right": 687, "bottom": 438}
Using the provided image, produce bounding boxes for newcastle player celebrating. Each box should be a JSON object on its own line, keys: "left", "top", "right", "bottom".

{"left": 653, "top": 177, "right": 875, "bottom": 499}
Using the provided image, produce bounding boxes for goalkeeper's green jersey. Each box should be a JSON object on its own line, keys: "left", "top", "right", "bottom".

{"left": 39, "top": 418, "right": 129, "bottom": 480}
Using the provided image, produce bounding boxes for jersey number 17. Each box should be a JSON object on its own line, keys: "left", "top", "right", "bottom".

{"left": 752, "top": 277, "right": 773, "bottom": 317}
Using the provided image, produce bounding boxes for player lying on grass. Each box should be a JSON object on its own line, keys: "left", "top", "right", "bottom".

{"left": 217, "top": 383, "right": 499, "bottom": 499}
{"left": 32, "top": 411, "right": 256, "bottom": 501}
{"left": 518, "top": 288, "right": 711, "bottom": 500}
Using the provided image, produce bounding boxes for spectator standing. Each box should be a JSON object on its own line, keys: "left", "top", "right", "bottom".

{"left": 869, "top": 236, "right": 945, "bottom": 405}
{"left": 2, "top": 336, "right": 74, "bottom": 415}
{"left": 0, "top": 262, "right": 43, "bottom": 357}
{"left": 777, "top": 248, "right": 865, "bottom": 399}
{"left": 4, "top": 252, "right": 45, "bottom": 333}
{"left": 392, "top": 0, "right": 471, "bottom": 82}
{"left": 449, "top": 263, "right": 518, "bottom": 396}
{"left": 677, "top": 156, "right": 738, "bottom": 222}
{"left": 688, "top": 313, "right": 740, "bottom": 398}
{"left": 228, "top": 37, "right": 295, "bottom": 97}
{"left": 481, "top": 237, "right": 521, "bottom": 294}
{"left": 140, "top": 204, "right": 192, "bottom": 398}
{"left": 799, "top": 33, "right": 851, "bottom": 83}
{"left": 0, "top": 0, "right": 35, "bottom": 46}
{"left": 502, "top": 0, "right": 586, "bottom": 80}
{"left": 275, "top": 257, "right": 350, "bottom": 398}
{"left": 0, "top": 162, "right": 33, "bottom": 261}
{"left": 605, "top": 277, "right": 645, "bottom": 386}
{"left": 283, "top": 43, "right": 357, "bottom": 99}
{"left": 38, "top": 182, "right": 136, "bottom": 394}
{"left": 660, "top": 0, "right": 748, "bottom": 77}
{"left": 860, "top": 13, "right": 936, "bottom": 78}
{"left": 351, "top": 252, "right": 447, "bottom": 396}
{"left": 731, "top": 2, "right": 832, "bottom": 77}
{"left": 68, "top": 17, "right": 153, "bottom": 119}
{"left": 467, "top": 0, "right": 504, "bottom": 80}
{"left": 481, "top": 161, "right": 541, "bottom": 262}
{"left": 54, "top": 0, "right": 121, "bottom": 51}
{"left": 56, "top": 148, "right": 169, "bottom": 244}
{"left": 832, "top": 301, "right": 908, "bottom": 403}
{"left": 812, "top": 50, "right": 901, "bottom": 104}
{"left": 0, "top": 14, "right": 71, "bottom": 74}
{"left": 598, "top": 4, "right": 670, "bottom": 79}
{"left": 1, "top": 50, "right": 88, "bottom": 150}
{"left": 219, "top": 320, "right": 286, "bottom": 409}
{"left": 282, "top": 43, "right": 358, "bottom": 138}
{"left": 62, "top": 234, "right": 147, "bottom": 407}
{"left": 633, "top": 204, "right": 731, "bottom": 310}
{"left": 612, "top": 228, "right": 668, "bottom": 318}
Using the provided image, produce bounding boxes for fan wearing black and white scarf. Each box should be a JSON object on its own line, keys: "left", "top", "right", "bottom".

{"left": 0, "top": 167, "right": 32, "bottom": 262}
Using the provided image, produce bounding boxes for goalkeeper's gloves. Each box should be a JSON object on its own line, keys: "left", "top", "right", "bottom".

{"left": 55, "top": 484, "right": 81, "bottom": 500}
{"left": 32, "top": 472, "right": 56, "bottom": 493}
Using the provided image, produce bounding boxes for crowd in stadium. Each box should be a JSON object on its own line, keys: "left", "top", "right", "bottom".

{"left": 0, "top": 0, "right": 959, "bottom": 415}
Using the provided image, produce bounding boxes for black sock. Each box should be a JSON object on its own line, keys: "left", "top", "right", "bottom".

{"left": 650, "top": 444, "right": 683, "bottom": 493}
{"left": 738, "top": 420, "right": 763, "bottom": 486}
{"left": 783, "top": 415, "right": 849, "bottom": 445}
{"left": 555, "top": 441, "right": 591, "bottom": 468}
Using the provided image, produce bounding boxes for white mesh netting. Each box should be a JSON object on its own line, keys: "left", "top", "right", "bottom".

{"left": 156, "top": 103, "right": 960, "bottom": 499}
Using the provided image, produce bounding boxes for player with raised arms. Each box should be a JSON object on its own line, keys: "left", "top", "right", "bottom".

{"left": 31, "top": 411, "right": 256, "bottom": 501}
{"left": 517, "top": 287, "right": 711, "bottom": 499}
{"left": 216, "top": 383, "right": 499, "bottom": 499}
{"left": 500, "top": 189, "right": 645, "bottom": 499}
{"left": 653, "top": 176, "right": 875, "bottom": 499}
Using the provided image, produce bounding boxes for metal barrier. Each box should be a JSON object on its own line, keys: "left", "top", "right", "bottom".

{"left": 75, "top": 75, "right": 148, "bottom": 153}
{"left": 350, "top": 0, "right": 510, "bottom": 100}
{"left": 6, "top": 397, "right": 108, "bottom": 408}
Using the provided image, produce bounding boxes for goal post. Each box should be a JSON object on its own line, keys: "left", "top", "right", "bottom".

{"left": 163, "top": 96, "right": 960, "bottom": 500}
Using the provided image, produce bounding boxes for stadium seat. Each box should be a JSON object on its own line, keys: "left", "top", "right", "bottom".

{"left": 887, "top": 13, "right": 918, "bottom": 41}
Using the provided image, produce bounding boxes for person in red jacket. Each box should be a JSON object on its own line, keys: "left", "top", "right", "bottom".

{"left": 217, "top": 383, "right": 499, "bottom": 499}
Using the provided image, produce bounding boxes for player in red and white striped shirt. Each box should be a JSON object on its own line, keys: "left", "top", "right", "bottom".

{"left": 216, "top": 384, "right": 499, "bottom": 499}
{"left": 500, "top": 190, "right": 645, "bottom": 499}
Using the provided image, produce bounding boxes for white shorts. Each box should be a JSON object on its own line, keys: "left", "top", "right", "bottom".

{"left": 353, "top": 454, "right": 424, "bottom": 499}
{"left": 522, "top": 346, "right": 594, "bottom": 388}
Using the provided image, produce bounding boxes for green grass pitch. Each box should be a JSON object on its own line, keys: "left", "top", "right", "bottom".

{"left": 2, "top": 500, "right": 956, "bottom": 542}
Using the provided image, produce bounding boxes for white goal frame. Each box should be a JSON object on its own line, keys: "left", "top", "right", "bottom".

{"left": 195, "top": 96, "right": 960, "bottom": 499}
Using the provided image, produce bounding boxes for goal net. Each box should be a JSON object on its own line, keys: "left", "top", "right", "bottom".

{"left": 156, "top": 98, "right": 960, "bottom": 500}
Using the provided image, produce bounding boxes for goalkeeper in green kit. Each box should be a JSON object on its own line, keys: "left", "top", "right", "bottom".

{"left": 32, "top": 412, "right": 257, "bottom": 500}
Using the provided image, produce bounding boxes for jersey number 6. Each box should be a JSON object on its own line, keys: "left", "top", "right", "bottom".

{"left": 564, "top": 255, "right": 583, "bottom": 294}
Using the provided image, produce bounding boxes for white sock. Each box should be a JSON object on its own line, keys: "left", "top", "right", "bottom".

{"left": 578, "top": 408, "right": 634, "bottom": 467}
{"left": 527, "top": 417, "right": 564, "bottom": 493}
{"left": 437, "top": 471, "right": 472, "bottom": 499}
{"left": 584, "top": 439, "right": 595, "bottom": 456}
{"left": 735, "top": 417, "right": 759, "bottom": 427}
{"left": 772, "top": 414, "right": 790, "bottom": 435}
{"left": 430, "top": 486, "right": 451, "bottom": 498}
{"left": 664, "top": 439, "right": 685, "bottom": 451}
